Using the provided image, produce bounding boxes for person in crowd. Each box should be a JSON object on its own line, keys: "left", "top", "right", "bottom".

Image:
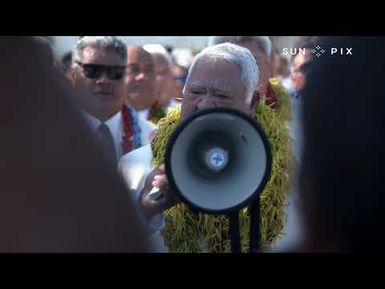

{"left": 71, "top": 37, "right": 156, "bottom": 164}
{"left": 143, "top": 44, "right": 182, "bottom": 124}
{"left": 71, "top": 36, "right": 167, "bottom": 251}
{"left": 123, "top": 46, "right": 158, "bottom": 122}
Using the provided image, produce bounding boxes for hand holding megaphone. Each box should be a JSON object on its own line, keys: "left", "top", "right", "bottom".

{"left": 138, "top": 165, "right": 180, "bottom": 221}
{"left": 148, "top": 173, "right": 167, "bottom": 200}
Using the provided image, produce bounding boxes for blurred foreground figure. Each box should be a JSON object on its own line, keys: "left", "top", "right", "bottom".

{"left": 0, "top": 37, "right": 149, "bottom": 252}
{"left": 300, "top": 37, "right": 385, "bottom": 252}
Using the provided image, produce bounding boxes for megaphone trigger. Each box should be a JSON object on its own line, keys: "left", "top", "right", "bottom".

{"left": 149, "top": 186, "right": 163, "bottom": 200}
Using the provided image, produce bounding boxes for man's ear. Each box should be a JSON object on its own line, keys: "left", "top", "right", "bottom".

{"left": 249, "top": 90, "right": 260, "bottom": 118}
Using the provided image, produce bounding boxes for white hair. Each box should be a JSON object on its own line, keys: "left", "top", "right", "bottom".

{"left": 184, "top": 43, "right": 259, "bottom": 104}
{"left": 142, "top": 44, "right": 173, "bottom": 66}
{"left": 208, "top": 36, "right": 272, "bottom": 61}
{"left": 72, "top": 36, "right": 127, "bottom": 67}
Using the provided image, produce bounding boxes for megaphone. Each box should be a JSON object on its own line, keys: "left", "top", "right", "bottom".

{"left": 164, "top": 108, "right": 272, "bottom": 215}
{"left": 162, "top": 108, "right": 272, "bottom": 252}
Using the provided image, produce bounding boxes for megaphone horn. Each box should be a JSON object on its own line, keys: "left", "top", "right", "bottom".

{"left": 165, "top": 108, "right": 272, "bottom": 215}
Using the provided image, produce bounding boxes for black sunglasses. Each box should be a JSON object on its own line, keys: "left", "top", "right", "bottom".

{"left": 76, "top": 61, "right": 126, "bottom": 80}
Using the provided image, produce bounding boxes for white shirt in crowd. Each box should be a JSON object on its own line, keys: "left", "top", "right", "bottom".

{"left": 83, "top": 109, "right": 156, "bottom": 160}
{"left": 137, "top": 109, "right": 150, "bottom": 121}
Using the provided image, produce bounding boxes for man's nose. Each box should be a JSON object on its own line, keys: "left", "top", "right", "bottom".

{"left": 196, "top": 96, "right": 216, "bottom": 110}
{"left": 96, "top": 72, "right": 111, "bottom": 84}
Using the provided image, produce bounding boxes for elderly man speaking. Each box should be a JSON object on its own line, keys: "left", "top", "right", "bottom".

{"left": 120, "top": 43, "right": 292, "bottom": 253}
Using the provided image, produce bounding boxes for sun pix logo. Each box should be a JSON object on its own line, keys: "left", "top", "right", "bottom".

{"left": 282, "top": 45, "right": 353, "bottom": 58}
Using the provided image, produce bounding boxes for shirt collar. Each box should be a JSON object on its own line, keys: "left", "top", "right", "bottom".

{"left": 83, "top": 110, "right": 122, "bottom": 137}
{"left": 137, "top": 109, "right": 150, "bottom": 120}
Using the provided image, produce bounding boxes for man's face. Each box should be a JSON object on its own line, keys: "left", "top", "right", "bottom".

{"left": 181, "top": 58, "right": 251, "bottom": 121}
{"left": 72, "top": 46, "right": 126, "bottom": 120}
{"left": 153, "top": 54, "right": 179, "bottom": 106}
{"left": 291, "top": 49, "right": 312, "bottom": 90}
{"left": 239, "top": 40, "right": 270, "bottom": 96}
{"left": 124, "top": 47, "right": 156, "bottom": 111}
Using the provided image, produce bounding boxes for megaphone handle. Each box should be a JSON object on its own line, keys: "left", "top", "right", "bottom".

{"left": 249, "top": 198, "right": 260, "bottom": 253}
{"left": 228, "top": 210, "right": 241, "bottom": 253}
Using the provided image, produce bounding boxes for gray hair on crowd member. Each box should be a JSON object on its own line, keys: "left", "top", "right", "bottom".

{"left": 72, "top": 36, "right": 127, "bottom": 67}
{"left": 143, "top": 44, "right": 173, "bottom": 66}
{"left": 184, "top": 42, "right": 259, "bottom": 104}
{"left": 209, "top": 36, "right": 272, "bottom": 62}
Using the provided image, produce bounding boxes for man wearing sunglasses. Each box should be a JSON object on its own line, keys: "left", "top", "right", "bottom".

{"left": 71, "top": 36, "right": 164, "bottom": 251}
{"left": 72, "top": 37, "right": 156, "bottom": 160}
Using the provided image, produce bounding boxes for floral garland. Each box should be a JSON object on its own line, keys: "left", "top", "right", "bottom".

{"left": 151, "top": 102, "right": 293, "bottom": 252}
{"left": 265, "top": 80, "right": 278, "bottom": 109}
{"left": 121, "top": 105, "right": 142, "bottom": 154}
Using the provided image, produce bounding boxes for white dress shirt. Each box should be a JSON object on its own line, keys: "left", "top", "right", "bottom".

{"left": 137, "top": 109, "right": 150, "bottom": 121}
{"left": 83, "top": 111, "right": 123, "bottom": 160}
{"left": 83, "top": 110, "right": 156, "bottom": 160}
